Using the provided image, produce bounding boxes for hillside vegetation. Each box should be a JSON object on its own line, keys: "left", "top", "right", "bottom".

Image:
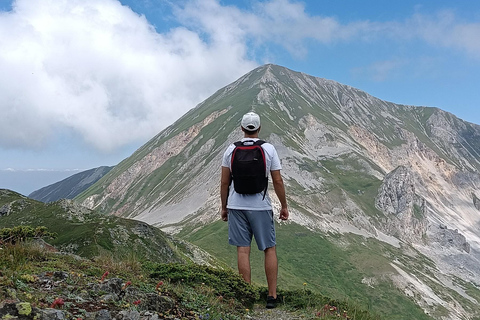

{"left": 181, "top": 221, "right": 444, "bottom": 320}
{"left": 0, "top": 189, "right": 381, "bottom": 319}
{"left": 0, "top": 189, "right": 186, "bottom": 263}
{"left": 0, "top": 237, "right": 381, "bottom": 320}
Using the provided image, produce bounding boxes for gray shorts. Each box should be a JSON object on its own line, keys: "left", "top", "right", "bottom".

{"left": 227, "top": 209, "right": 276, "bottom": 251}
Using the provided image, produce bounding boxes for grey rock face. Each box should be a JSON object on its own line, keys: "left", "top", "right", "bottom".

{"left": 141, "top": 294, "right": 175, "bottom": 313}
{"left": 431, "top": 224, "right": 471, "bottom": 253}
{"left": 94, "top": 309, "right": 111, "bottom": 320}
{"left": 473, "top": 193, "right": 480, "bottom": 211}
{"left": 40, "top": 309, "right": 66, "bottom": 320}
{"left": 375, "top": 166, "right": 428, "bottom": 241}
{"left": 427, "top": 109, "right": 480, "bottom": 171}
{"left": 117, "top": 310, "right": 140, "bottom": 320}
{"left": 375, "top": 166, "right": 415, "bottom": 216}
{"left": 98, "top": 278, "right": 125, "bottom": 300}
{"left": 0, "top": 204, "right": 10, "bottom": 216}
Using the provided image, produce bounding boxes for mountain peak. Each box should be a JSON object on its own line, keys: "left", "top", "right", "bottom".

{"left": 75, "top": 64, "right": 480, "bottom": 319}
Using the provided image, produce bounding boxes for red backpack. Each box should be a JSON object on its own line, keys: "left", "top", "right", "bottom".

{"left": 230, "top": 140, "right": 268, "bottom": 199}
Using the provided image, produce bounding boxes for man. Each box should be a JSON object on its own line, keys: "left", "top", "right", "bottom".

{"left": 220, "top": 111, "right": 289, "bottom": 309}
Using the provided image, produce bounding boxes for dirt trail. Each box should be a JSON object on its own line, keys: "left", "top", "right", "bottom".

{"left": 245, "top": 304, "right": 309, "bottom": 320}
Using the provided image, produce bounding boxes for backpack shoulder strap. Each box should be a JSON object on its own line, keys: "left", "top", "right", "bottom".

{"left": 234, "top": 140, "right": 265, "bottom": 147}
{"left": 253, "top": 140, "right": 265, "bottom": 146}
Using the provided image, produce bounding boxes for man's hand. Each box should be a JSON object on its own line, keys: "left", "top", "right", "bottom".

{"left": 271, "top": 170, "right": 288, "bottom": 221}
{"left": 221, "top": 208, "right": 228, "bottom": 221}
{"left": 220, "top": 167, "right": 231, "bottom": 222}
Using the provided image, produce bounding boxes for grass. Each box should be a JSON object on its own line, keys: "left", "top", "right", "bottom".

{"left": 181, "top": 221, "right": 437, "bottom": 320}
{"left": 0, "top": 191, "right": 185, "bottom": 264}
{"left": 319, "top": 156, "right": 384, "bottom": 219}
{"left": 0, "top": 239, "right": 382, "bottom": 320}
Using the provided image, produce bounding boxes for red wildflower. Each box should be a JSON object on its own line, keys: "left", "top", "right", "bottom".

{"left": 122, "top": 281, "right": 132, "bottom": 290}
{"left": 156, "top": 281, "right": 164, "bottom": 290}
{"left": 133, "top": 300, "right": 141, "bottom": 305}
{"left": 100, "top": 271, "right": 109, "bottom": 282}
{"left": 50, "top": 298, "right": 64, "bottom": 309}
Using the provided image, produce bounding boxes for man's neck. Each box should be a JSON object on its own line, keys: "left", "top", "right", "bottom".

{"left": 244, "top": 134, "right": 259, "bottom": 139}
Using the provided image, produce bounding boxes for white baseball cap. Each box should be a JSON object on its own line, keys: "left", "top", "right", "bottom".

{"left": 241, "top": 112, "right": 261, "bottom": 131}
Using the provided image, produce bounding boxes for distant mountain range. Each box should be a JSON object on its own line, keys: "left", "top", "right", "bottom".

{"left": 19, "top": 64, "right": 480, "bottom": 319}
{"left": 28, "top": 166, "right": 113, "bottom": 202}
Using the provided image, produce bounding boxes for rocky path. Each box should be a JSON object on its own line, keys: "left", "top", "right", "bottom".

{"left": 246, "top": 304, "right": 309, "bottom": 320}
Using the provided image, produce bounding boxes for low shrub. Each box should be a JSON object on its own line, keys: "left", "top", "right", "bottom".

{"left": 150, "top": 263, "right": 258, "bottom": 307}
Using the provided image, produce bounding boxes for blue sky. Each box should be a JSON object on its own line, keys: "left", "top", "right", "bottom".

{"left": 1, "top": 0, "right": 480, "bottom": 195}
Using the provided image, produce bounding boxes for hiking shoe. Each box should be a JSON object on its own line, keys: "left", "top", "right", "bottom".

{"left": 266, "top": 296, "right": 277, "bottom": 309}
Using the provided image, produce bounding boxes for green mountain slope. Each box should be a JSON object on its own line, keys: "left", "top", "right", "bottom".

{"left": 76, "top": 64, "right": 480, "bottom": 228}
{"left": 0, "top": 189, "right": 185, "bottom": 263}
{"left": 73, "top": 64, "right": 480, "bottom": 319}
{"left": 180, "top": 220, "right": 480, "bottom": 320}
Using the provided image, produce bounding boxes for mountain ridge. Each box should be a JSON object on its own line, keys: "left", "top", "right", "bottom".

{"left": 28, "top": 166, "right": 113, "bottom": 203}
{"left": 74, "top": 64, "right": 480, "bottom": 319}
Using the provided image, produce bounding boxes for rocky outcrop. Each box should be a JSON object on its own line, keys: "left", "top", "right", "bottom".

{"left": 431, "top": 224, "right": 471, "bottom": 253}
{"left": 473, "top": 193, "right": 480, "bottom": 211}
{"left": 0, "top": 204, "right": 9, "bottom": 216}
{"left": 55, "top": 199, "right": 95, "bottom": 222}
{"left": 0, "top": 276, "right": 177, "bottom": 320}
{"left": 375, "top": 166, "right": 428, "bottom": 241}
{"left": 376, "top": 166, "right": 416, "bottom": 216}
{"left": 0, "top": 200, "right": 28, "bottom": 217}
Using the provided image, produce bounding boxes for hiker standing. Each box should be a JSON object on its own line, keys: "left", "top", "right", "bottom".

{"left": 220, "top": 111, "right": 289, "bottom": 309}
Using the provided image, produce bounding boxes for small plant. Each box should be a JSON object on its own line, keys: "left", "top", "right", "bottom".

{"left": 93, "top": 250, "right": 142, "bottom": 277}
{"left": 0, "top": 226, "right": 56, "bottom": 244}
{"left": 156, "top": 280, "right": 164, "bottom": 290}
{"left": 50, "top": 298, "right": 65, "bottom": 309}
{"left": 100, "top": 271, "right": 109, "bottom": 282}
{"left": 122, "top": 281, "right": 132, "bottom": 290}
{"left": 15, "top": 278, "right": 30, "bottom": 291}
{"left": 132, "top": 299, "right": 141, "bottom": 305}
{"left": 151, "top": 263, "right": 258, "bottom": 307}
{"left": 315, "top": 304, "right": 348, "bottom": 319}
{"left": 20, "top": 274, "right": 38, "bottom": 283}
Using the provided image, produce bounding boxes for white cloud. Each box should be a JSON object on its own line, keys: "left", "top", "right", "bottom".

{"left": 177, "top": 1, "right": 480, "bottom": 59}
{"left": 407, "top": 10, "right": 480, "bottom": 58}
{"left": 175, "top": 0, "right": 367, "bottom": 58}
{"left": 1, "top": 0, "right": 479, "bottom": 154}
{"left": 0, "top": 0, "right": 256, "bottom": 152}
{"left": 352, "top": 59, "right": 408, "bottom": 82}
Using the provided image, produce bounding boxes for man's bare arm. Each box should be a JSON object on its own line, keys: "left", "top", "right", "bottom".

{"left": 271, "top": 170, "right": 289, "bottom": 220}
{"left": 220, "top": 166, "right": 231, "bottom": 221}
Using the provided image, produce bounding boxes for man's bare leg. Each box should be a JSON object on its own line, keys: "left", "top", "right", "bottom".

{"left": 264, "top": 246, "right": 278, "bottom": 298}
{"left": 237, "top": 246, "right": 251, "bottom": 283}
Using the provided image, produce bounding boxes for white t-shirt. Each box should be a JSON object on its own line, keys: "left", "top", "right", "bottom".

{"left": 221, "top": 138, "right": 282, "bottom": 210}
